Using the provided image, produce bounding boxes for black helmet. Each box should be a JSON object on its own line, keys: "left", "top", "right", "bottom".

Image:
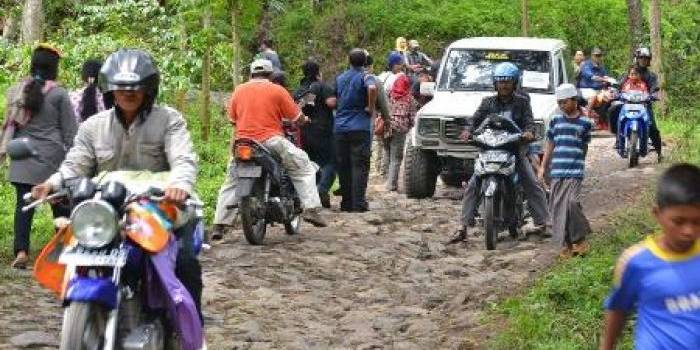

{"left": 634, "top": 47, "right": 652, "bottom": 60}
{"left": 100, "top": 49, "right": 159, "bottom": 95}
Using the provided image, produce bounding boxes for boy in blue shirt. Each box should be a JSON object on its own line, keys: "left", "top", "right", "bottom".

{"left": 539, "top": 84, "right": 593, "bottom": 257}
{"left": 602, "top": 163, "right": 700, "bottom": 350}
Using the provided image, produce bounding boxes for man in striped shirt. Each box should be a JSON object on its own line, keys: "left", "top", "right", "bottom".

{"left": 539, "top": 84, "right": 593, "bottom": 257}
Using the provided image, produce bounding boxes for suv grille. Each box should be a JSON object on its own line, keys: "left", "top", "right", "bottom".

{"left": 442, "top": 118, "right": 467, "bottom": 142}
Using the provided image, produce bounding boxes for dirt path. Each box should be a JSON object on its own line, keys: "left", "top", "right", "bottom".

{"left": 0, "top": 133, "right": 664, "bottom": 349}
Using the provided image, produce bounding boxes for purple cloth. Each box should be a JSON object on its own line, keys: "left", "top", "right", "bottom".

{"left": 146, "top": 236, "right": 203, "bottom": 350}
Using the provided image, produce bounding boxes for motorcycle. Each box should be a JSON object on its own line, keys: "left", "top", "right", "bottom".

{"left": 469, "top": 114, "right": 528, "bottom": 250}
{"left": 7, "top": 139, "right": 205, "bottom": 350}
{"left": 232, "top": 123, "right": 303, "bottom": 245}
{"left": 615, "top": 90, "right": 655, "bottom": 167}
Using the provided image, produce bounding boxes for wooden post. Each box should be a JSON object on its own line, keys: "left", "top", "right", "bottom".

{"left": 649, "top": 0, "right": 666, "bottom": 114}
{"left": 521, "top": 0, "right": 529, "bottom": 37}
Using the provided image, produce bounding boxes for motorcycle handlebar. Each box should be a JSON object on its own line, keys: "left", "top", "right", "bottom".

{"left": 21, "top": 189, "right": 69, "bottom": 213}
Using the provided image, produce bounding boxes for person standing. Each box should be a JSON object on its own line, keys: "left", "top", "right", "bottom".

{"left": 383, "top": 64, "right": 417, "bottom": 192}
{"left": 335, "top": 49, "right": 378, "bottom": 212}
{"left": 538, "top": 84, "right": 592, "bottom": 258}
{"left": 70, "top": 59, "right": 107, "bottom": 123}
{"left": 257, "top": 39, "right": 282, "bottom": 72}
{"left": 1, "top": 44, "right": 78, "bottom": 269}
{"left": 405, "top": 40, "right": 433, "bottom": 76}
{"left": 578, "top": 47, "right": 608, "bottom": 90}
{"left": 573, "top": 50, "right": 585, "bottom": 87}
{"left": 295, "top": 60, "right": 337, "bottom": 208}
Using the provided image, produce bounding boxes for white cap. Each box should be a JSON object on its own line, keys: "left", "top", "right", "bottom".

{"left": 250, "top": 59, "right": 274, "bottom": 74}
{"left": 556, "top": 83, "right": 578, "bottom": 100}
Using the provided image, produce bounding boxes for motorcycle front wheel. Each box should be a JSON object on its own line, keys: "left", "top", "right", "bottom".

{"left": 628, "top": 131, "right": 639, "bottom": 168}
{"left": 484, "top": 195, "right": 497, "bottom": 250}
{"left": 60, "top": 302, "right": 108, "bottom": 350}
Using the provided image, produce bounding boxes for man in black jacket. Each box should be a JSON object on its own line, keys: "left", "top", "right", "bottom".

{"left": 614, "top": 47, "right": 662, "bottom": 160}
{"left": 448, "top": 62, "right": 550, "bottom": 243}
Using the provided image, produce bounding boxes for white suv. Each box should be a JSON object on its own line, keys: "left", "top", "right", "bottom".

{"left": 404, "top": 37, "right": 569, "bottom": 198}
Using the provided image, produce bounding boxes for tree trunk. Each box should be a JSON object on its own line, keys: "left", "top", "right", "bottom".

{"left": 200, "top": 6, "right": 212, "bottom": 141}
{"left": 649, "top": 0, "right": 666, "bottom": 115}
{"left": 20, "top": 0, "right": 43, "bottom": 43}
{"left": 521, "top": 0, "right": 529, "bottom": 37}
{"left": 231, "top": 0, "right": 241, "bottom": 87}
{"left": 2, "top": 13, "right": 19, "bottom": 41}
{"left": 256, "top": 0, "right": 272, "bottom": 46}
{"left": 626, "top": 0, "right": 644, "bottom": 59}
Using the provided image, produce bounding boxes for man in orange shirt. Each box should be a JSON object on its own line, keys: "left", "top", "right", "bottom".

{"left": 212, "top": 59, "right": 326, "bottom": 239}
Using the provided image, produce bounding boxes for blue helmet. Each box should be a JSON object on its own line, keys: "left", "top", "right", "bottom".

{"left": 493, "top": 62, "right": 520, "bottom": 83}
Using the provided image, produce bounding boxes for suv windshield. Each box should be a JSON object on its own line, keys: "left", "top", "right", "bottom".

{"left": 438, "top": 49, "right": 553, "bottom": 93}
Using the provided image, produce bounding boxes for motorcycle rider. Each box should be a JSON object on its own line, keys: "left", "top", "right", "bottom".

{"left": 30, "top": 49, "right": 204, "bottom": 319}
{"left": 612, "top": 47, "right": 662, "bottom": 161}
{"left": 223, "top": 59, "right": 328, "bottom": 227}
{"left": 448, "top": 62, "right": 550, "bottom": 243}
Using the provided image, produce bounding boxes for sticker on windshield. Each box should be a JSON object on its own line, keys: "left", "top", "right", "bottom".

{"left": 485, "top": 52, "right": 509, "bottom": 60}
{"left": 521, "top": 71, "right": 550, "bottom": 90}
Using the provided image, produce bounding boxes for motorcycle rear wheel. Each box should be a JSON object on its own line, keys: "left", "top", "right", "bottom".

{"left": 60, "top": 302, "right": 107, "bottom": 350}
{"left": 484, "top": 196, "right": 497, "bottom": 250}
{"left": 628, "top": 131, "right": 639, "bottom": 168}
{"left": 241, "top": 195, "right": 267, "bottom": 245}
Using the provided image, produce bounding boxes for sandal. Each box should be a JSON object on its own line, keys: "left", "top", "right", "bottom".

{"left": 11, "top": 252, "right": 29, "bottom": 269}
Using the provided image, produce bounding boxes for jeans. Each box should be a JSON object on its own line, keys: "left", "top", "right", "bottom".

{"left": 12, "top": 182, "right": 71, "bottom": 255}
{"left": 335, "top": 131, "right": 372, "bottom": 211}
{"left": 382, "top": 131, "right": 407, "bottom": 190}
{"left": 461, "top": 148, "right": 549, "bottom": 227}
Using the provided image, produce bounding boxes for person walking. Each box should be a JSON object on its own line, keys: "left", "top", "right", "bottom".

{"left": 335, "top": 49, "right": 378, "bottom": 212}
{"left": 70, "top": 59, "right": 107, "bottom": 123}
{"left": 405, "top": 40, "right": 433, "bottom": 76}
{"left": 383, "top": 62, "right": 417, "bottom": 192}
{"left": 538, "top": 84, "right": 592, "bottom": 258}
{"left": 1, "top": 44, "right": 78, "bottom": 268}
{"left": 573, "top": 50, "right": 585, "bottom": 87}
{"left": 295, "top": 60, "right": 337, "bottom": 208}
{"left": 257, "top": 39, "right": 282, "bottom": 72}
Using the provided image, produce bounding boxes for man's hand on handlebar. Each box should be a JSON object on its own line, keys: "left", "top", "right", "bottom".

{"left": 459, "top": 130, "right": 471, "bottom": 141}
{"left": 522, "top": 131, "right": 536, "bottom": 142}
{"left": 164, "top": 186, "right": 188, "bottom": 204}
{"left": 31, "top": 182, "right": 52, "bottom": 201}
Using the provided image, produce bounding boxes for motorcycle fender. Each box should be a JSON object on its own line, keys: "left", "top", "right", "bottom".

{"left": 629, "top": 120, "right": 638, "bottom": 132}
{"left": 64, "top": 277, "right": 118, "bottom": 309}
{"left": 234, "top": 178, "right": 257, "bottom": 203}
{"left": 483, "top": 177, "right": 498, "bottom": 197}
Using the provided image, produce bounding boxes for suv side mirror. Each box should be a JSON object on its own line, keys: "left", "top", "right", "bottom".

{"left": 6, "top": 138, "right": 37, "bottom": 160}
{"left": 420, "top": 82, "right": 436, "bottom": 97}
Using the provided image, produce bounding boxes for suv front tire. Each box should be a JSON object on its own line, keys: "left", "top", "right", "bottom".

{"left": 404, "top": 144, "right": 438, "bottom": 198}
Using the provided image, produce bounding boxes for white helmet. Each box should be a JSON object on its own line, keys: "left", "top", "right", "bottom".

{"left": 556, "top": 83, "right": 578, "bottom": 101}
{"left": 250, "top": 59, "right": 274, "bottom": 74}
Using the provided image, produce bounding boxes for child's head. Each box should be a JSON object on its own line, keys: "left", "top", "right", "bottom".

{"left": 654, "top": 163, "right": 700, "bottom": 245}
{"left": 628, "top": 65, "right": 641, "bottom": 81}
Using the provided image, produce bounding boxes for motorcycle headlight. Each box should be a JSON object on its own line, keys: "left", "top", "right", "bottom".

{"left": 71, "top": 199, "right": 118, "bottom": 248}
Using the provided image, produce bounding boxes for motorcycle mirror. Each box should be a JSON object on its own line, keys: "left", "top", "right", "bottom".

{"left": 6, "top": 138, "right": 37, "bottom": 160}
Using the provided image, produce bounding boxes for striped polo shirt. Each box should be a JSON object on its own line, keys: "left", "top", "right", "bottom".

{"left": 546, "top": 114, "right": 592, "bottom": 178}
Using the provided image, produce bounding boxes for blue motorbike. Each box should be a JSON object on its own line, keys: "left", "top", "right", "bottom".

{"left": 616, "top": 90, "right": 654, "bottom": 168}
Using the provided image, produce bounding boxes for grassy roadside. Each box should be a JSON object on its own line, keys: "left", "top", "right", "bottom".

{"left": 486, "top": 115, "right": 700, "bottom": 350}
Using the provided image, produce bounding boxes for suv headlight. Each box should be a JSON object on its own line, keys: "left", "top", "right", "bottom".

{"left": 418, "top": 118, "right": 440, "bottom": 137}
{"left": 71, "top": 199, "right": 118, "bottom": 248}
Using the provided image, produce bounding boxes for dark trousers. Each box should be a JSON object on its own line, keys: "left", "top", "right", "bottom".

{"left": 305, "top": 136, "right": 337, "bottom": 194}
{"left": 12, "top": 182, "right": 71, "bottom": 255}
{"left": 174, "top": 219, "right": 204, "bottom": 321}
{"left": 335, "top": 131, "right": 372, "bottom": 211}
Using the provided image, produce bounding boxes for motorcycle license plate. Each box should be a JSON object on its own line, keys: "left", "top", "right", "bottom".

{"left": 237, "top": 166, "right": 262, "bottom": 178}
{"left": 59, "top": 247, "right": 128, "bottom": 267}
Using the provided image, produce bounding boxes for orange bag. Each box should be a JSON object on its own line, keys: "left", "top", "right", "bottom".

{"left": 33, "top": 226, "right": 74, "bottom": 297}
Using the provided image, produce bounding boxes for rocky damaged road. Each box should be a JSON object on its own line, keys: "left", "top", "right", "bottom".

{"left": 0, "top": 133, "right": 664, "bottom": 349}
